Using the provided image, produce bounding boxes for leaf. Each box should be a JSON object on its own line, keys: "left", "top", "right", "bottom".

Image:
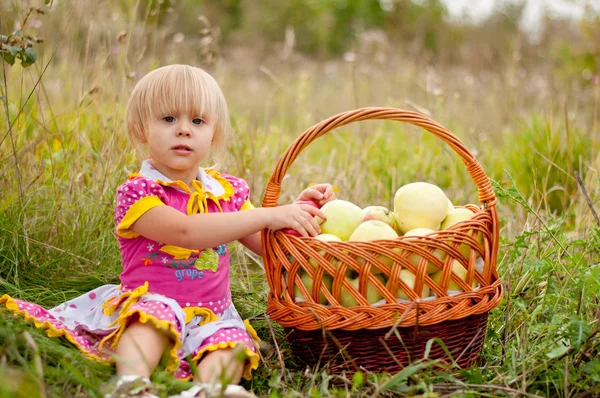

{"left": 3, "top": 45, "right": 22, "bottom": 56}
{"left": 568, "top": 315, "right": 592, "bottom": 351}
{"left": 352, "top": 371, "right": 364, "bottom": 390}
{"left": 424, "top": 337, "right": 457, "bottom": 367}
{"left": 2, "top": 51, "right": 15, "bottom": 65}
{"left": 546, "top": 343, "right": 570, "bottom": 359}
{"left": 460, "top": 367, "right": 484, "bottom": 384}
{"left": 20, "top": 47, "right": 37, "bottom": 67}
{"left": 583, "top": 359, "right": 600, "bottom": 374}
{"left": 380, "top": 361, "right": 434, "bottom": 392}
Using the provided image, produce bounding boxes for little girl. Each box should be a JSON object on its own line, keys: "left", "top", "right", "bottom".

{"left": 1, "top": 64, "right": 335, "bottom": 397}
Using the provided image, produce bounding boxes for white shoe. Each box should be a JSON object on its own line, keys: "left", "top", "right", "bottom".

{"left": 170, "top": 383, "right": 257, "bottom": 398}
{"left": 104, "top": 375, "right": 159, "bottom": 398}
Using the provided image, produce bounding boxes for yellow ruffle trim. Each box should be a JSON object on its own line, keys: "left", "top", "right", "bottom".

{"left": 101, "top": 309, "right": 183, "bottom": 372}
{"left": 204, "top": 169, "right": 235, "bottom": 202}
{"left": 2, "top": 293, "right": 261, "bottom": 379}
{"left": 127, "top": 170, "right": 235, "bottom": 202}
{"left": 240, "top": 200, "right": 254, "bottom": 211}
{"left": 0, "top": 294, "right": 109, "bottom": 365}
{"left": 243, "top": 319, "right": 261, "bottom": 346}
{"left": 191, "top": 342, "right": 260, "bottom": 380}
{"left": 116, "top": 196, "right": 165, "bottom": 239}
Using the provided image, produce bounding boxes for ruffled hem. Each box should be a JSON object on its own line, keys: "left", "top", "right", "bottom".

{"left": 102, "top": 309, "right": 183, "bottom": 372}
{"left": 0, "top": 294, "right": 110, "bottom": 365}
{"left": 2, "top": 291, "right": 260, "bottom": 380}
{"left": 191, "top": 342, "right": 260, "bottom": 380}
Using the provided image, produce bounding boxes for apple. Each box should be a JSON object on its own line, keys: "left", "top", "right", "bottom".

{"left": 475, "top": 256, "right": 484, "bottom": 274}
{"left": 403, "top": 228, "right": 446, "bottom": 274}
{"left": 441, "top": 207, "right": 484, "bottom": 260}
{"left": 393, "top": 182, "right": 449, "bottom": 234}
{"left": 340, "top": 274, "right": 387, "bottom": 307}
{"left": 447, "top": 198, "right": 454, "bottom": 213}
{"left": 431, "top": 260, "right": 478, "bottom": 292}
{"left": 362, "top": 206, "right": 397, "bottom": 230}
{"left": 441, "top": 207, "right": 475, "bottom": 229}
{"left": 349, "top": 220, "right": 399, "bottom": 274}
{"left": 314, "top": 200, "right": 364, "bottom": 241}
{"left": 349, "top": 220, "right": 399, "bottom": 241}
{"left": 294, "top": 271, "right": 333, "bottom": 304}
{"left": 308, "top": 233, "right": 343, "bottom": 269}
{"left": 390, "top": 269, "right": 431, "bottom": 300}
{"left": 283, "top": 200, "right": 321, "bottom": 236}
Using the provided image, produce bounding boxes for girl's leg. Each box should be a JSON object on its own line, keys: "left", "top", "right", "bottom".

{"left": 194, "top": 347, "right": 245, "bottom": 385}
{"left": 115, "top": 319, "right": 171, "bottom": 378}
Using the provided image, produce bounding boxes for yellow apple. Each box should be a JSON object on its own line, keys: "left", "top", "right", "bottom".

{"left": 349, "top": 220, "right": 400, "bottom": 274}
{"left": 403, "top": 228, "right": 446, "bottom": 274}
{"left": 390, "top": 269, "right": 431, "bottom": 300}
{"left": 393, "top": 182, "right": 449, "bottom": 234}
{"left": 441, "top": 208, "right": 475, "bottom": 229}
{"left": 340, "top": 274, "right": 387, "bottom": 307}
{"left": 431, "top": 260, "right": 478, "bottom": 292}
{"left": 308, "top": 233, "right": 343, "bottom": 269}
{"left": 441, "top": 207, "right": 484, "bottom": 260}
{"left": 447, "top": 198, "right": 454, "bottom": 213}
{"left": 294, "top": 271, "right": 333, "bottom": 304}
{"left": 315, "top": 200, "right": 364, "bottom": 241}
{"left": 362, "top": 206, "right": 397, "bottom": 230}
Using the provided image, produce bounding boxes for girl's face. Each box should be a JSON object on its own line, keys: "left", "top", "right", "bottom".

{"left": 146, "top": 111, "right": 214, "bottom": 186}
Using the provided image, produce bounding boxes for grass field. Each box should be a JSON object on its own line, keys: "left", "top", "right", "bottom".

{"left": 1, "top": 1, "right": 599, "bottom": 397}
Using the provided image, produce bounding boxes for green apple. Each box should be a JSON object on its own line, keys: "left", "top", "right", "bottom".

{"left": 390, "top": 269, "right": 431, "bottom": 300}
{"left": 308, "top": 233, "right": 343, "bottom": 269}
{"left": 431, "top": 260, "right": 478, "bottom": 292}
{"left": 403, "top": 227, "right": 446, "bottom": 274}
{"left": 393, "top": 182, "right": 449, "bottom": 234}
{"left": 349, "top": 220, "right": 400, "bottom": 274}
{"left": 362, "top": 206, "right": 397, "bottom": 230}
{"left": 315, "top": 200, "right": 364, "bottom": 241}
{"left": 340, "top": 274, "right": 387, "bottom": 307}
{"left": 294, "top": 271, "right": 333, "bottom": 304}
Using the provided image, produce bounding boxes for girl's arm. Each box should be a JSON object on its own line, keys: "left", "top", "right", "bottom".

{"left": 238, "top": 231, "right": 263, "bottom": 255}
{"left": 237, "top": 183, "right": 337, "bottom": 256}
{"left": 130, "top": 204, "right": 325, "bottom": 251}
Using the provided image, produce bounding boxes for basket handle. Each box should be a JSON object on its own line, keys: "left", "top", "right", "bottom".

{"left": 262, "top": 107, "right": 497, "bottom": 208}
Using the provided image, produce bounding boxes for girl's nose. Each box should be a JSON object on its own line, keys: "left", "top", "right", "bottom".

{"left": 177, "top": 127, "right": 191, "bottom": 137}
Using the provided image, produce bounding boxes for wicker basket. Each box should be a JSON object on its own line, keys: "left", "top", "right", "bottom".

{"left": 260, "top": 107, "right": 503, "bottom": 373}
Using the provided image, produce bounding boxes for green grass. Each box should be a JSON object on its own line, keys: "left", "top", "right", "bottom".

{"left": 1, "top": 2, "right": 600, "bottom": 397}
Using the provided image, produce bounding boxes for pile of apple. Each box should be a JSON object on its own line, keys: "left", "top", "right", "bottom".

{"left": 288, "top": 182, "right": 484, "bottom": 307}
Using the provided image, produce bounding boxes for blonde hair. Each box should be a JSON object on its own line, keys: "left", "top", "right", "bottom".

{"left": 126, "top": 64, "right": 231, "bottom": 165}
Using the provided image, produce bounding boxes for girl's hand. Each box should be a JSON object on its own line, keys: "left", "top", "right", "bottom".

{"left": 295, "top": 183, "right": 336, "bottom": 208}
{"left": 267, "top": 203, "right": 327, "bottom": 237}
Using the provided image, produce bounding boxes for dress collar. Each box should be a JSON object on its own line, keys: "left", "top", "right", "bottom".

{"left": 130, "top": 160, "right": 234, "bottom": 201}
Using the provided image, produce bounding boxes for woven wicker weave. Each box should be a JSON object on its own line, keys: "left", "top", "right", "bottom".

{"left": 260, "top": 107, "right": 503, "bottom": 372}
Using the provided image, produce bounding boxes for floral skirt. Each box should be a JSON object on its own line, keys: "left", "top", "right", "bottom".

{"left": 0, "top": 283, "right": 260, "bottom": 380}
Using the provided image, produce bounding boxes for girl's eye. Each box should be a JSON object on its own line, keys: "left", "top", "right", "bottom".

{"left": 163, "top": 116, "right": 175, "bottom": 123}
{"left": 192, "top": 118, "right": 204, "bottom": 125}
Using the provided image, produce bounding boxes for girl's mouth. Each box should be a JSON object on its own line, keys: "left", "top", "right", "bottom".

{"left": 172, "top": 145, "right": 192, "bottom": 154}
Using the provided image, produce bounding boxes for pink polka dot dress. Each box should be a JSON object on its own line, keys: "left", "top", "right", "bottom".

{"left": 0, "top": 160, "right": 260, "bottom": 380}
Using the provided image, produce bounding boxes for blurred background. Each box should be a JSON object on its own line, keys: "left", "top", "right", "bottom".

{"left": 1, "top": 0, "right": 599, "bottom": 235}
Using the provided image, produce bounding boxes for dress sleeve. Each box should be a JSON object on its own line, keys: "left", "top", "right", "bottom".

{"left": 223, "top": 174, "right": 254, "bottom": 211}
{"left": 114, "top": 177, "right": 168, "bottom": 238}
